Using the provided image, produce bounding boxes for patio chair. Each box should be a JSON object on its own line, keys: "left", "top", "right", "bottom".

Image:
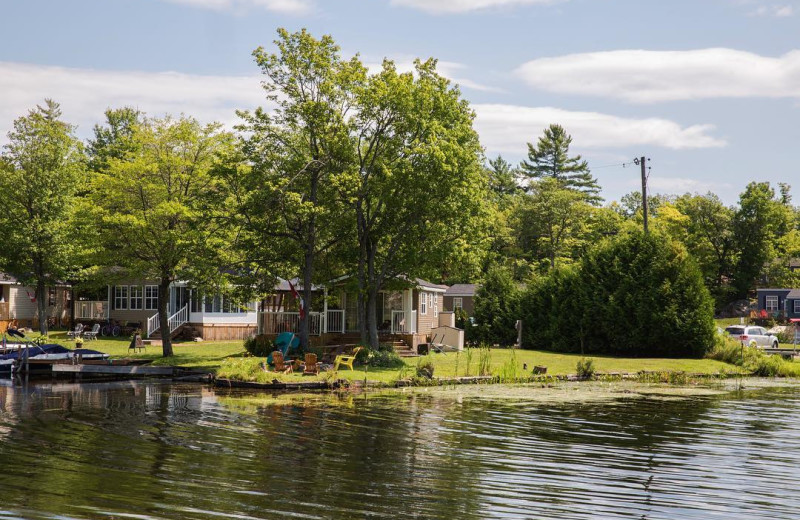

{"left": 334, "top": 346, "right": 363, "bottom": 372}
{"left": 83, "top": 323, "right": 101, "bottom": 341}
{"left": 66, "top": 323, "right": 84, "bottom": 340}
{"left": 303, "top": 353, "right": 319, "bottom": 375}
{"left": 272, "top": 351, "right": 293, "bottom": 374}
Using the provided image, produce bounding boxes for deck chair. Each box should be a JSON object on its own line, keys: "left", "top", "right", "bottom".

{"left": 334, "top": 346, "right": 362, "bottom": 372}
{"left": 303, "top": 353, "right": 319, "bottom": 375}
{"left": 83, "top": 323, "right": 101, "bottom": 341}
{"left": 66, "top": 323, "right": 84, "bottom": 340}
{"left": 272, "top": 351, "right": 293, "bottom": 374}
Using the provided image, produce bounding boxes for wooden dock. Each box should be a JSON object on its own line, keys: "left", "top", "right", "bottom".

{"left": 52, "top": 364, "right": 181, "bottom": 376}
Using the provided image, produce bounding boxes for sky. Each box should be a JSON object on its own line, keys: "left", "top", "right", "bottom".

{"left": 1, "top": 0, "right": 799, "bottom": 204}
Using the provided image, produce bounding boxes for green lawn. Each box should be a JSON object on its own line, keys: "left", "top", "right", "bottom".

{"left": 216, "top": 347, "right": 743, "bottom": 385}
{"left": 46, "top": 330, "right": 247, "bottom": 372}
{"left": 40, "top": 329, "right": 748, "bottom": 384}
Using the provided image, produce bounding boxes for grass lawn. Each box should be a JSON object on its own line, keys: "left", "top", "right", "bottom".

{"left": 45, "top": 330, "right": 247, "bottom": 372}
{"left": 216, "top": 347, "right": 743, "bottom": 385}
{"left": 40, "top": 329, "right": 747, "bottom": 383}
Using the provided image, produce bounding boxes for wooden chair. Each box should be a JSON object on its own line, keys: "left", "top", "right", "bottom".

{"left": 272, "top": 351, "right": 293, "bottom": 374}
{"left": 303, "top": 353, "right": 319, "bottom": 375}
{"left": 334, "top": 346, "right": 362, "bottom": 372}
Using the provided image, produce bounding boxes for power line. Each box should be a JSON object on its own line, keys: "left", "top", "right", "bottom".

{"left": 590, "top": 161, "right": 636, "bottom": 170}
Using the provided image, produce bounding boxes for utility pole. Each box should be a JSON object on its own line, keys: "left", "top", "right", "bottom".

{"left": 634, "top": 156, "right": 649, "bottom": 234}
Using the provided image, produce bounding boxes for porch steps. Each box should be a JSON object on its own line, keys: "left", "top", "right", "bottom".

{"left": 325, "top": 334, "right": 418, "bottom": 358}
{"left": 148, "top": 323, "right": 189, "bottom": 341}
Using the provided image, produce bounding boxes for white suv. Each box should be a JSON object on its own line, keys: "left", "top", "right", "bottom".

{"left": 725, "top": 325, "right": 779, "bottom": 349}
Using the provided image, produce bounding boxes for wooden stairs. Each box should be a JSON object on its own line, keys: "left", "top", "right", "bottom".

{"left": 325, "top": 333, "right": 418, "bottom": 358}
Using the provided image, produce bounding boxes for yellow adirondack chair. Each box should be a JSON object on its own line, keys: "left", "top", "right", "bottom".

{"left": 334, "top": 346, "right": 363, "bottom": 372}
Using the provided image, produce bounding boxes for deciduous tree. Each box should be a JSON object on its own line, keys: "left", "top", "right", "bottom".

{"left": 0, "top": 100, "right": 85, "bottom": 334}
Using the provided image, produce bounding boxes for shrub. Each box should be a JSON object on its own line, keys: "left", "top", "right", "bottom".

{"left": 416, "top": 358, "right": 435, "bottom": 379}
{"left": 521, "top": 231, "right": 716, "bottom": 357}
{"left": 362, "top": 346, "right": 405, "bottom": 369}
{"left": 244, "top": 335, "right": 275, "bottom": 357}
{"left": 576, "top": 358, "right": 595, "bottom": 379}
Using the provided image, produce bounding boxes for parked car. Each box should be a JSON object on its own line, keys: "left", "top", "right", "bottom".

{"left": 724, "top": 325, "right": 779, "bottom": 348}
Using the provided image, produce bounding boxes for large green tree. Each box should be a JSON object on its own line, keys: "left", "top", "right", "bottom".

{"left": 90, "top": 115, "right": 233, "bottom": 356}
{"left": 732, "top": 182, "right": 791, "bottom": 298}
{"left": 346, "top": 57, "right": 487, "bottom": 347}
{"left": 519, "top": 124, "right": 602, "bottom": 204}
{"left": 0, "top": 100, "right": 85, "bottom": 334}
{"left": 236, "top": 29, "right": 358, "bottom": 349}
{"left": 515, "top": 178, "right": 593, "bottom": 270}
{"left": 674, "top": 193, "right": 737, "bottom": 304}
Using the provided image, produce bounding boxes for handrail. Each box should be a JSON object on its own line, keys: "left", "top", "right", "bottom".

{"left": 146, "top": 313, "right": 159, "bottom": 338}
{"left": 168, "top": 304, "right": 189, "bottom": 333}
{"left": 146, "top": 304, "right": 189, "bottom": 338}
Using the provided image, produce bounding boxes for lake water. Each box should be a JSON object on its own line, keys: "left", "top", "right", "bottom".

{"left": 1, "top": 380, "right": 800, "bottom": 519}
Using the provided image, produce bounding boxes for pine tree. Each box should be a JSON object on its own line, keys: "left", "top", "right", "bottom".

{"left": 520, "top": 124, "right": 602, "bottom": 204}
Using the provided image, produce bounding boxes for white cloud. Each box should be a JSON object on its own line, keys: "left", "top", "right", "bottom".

{"left": 748, "top": 3, "right": 794, "bottom": 16}
{"left": 161, "top": 0, "right": 313, "bottom": 15}
{"left": 0, "top": 62, "right": 725, "bottom": 156}
{"left": 0, "top": 62, "right": 268, "bottom": 140}
{"left": 389, "top": 0, "right": 560, "bottom": 14}
{"left": 364, "top": 58, "right": 504, "bottom": 93}
{"left": 472, "top": 104, "right": 726, "bottom": 152}
{"left": 515, "top": 48, "right": 800, "bottom": 103}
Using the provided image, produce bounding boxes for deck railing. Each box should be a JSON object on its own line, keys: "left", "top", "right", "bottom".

{"left": 75, "top": 301, "right": 109, "bottom": 320}
{"left": 326, "top": 309, "right": 345, "bottom": 334}
{"left": 391, "top": 310, "right": 416, "bottom": 334}
{"left": 257, "top": 311, "right": 323, "bottom": 336}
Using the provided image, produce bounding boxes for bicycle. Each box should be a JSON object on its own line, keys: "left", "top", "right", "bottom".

{"left": 100, "top": 319, "right": 122, "bottom": 337}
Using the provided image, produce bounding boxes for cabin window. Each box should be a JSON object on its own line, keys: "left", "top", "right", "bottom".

{"left": 766, "top": 295, "right": 779, "bottom": 312}
{"left": 129, "top": 286, "right": 143, "bottom": 310}
{"left": 145, "top": 286, "right": 158, "bottom": 310}
{"left": 794, "top": 300, "right": 800, "bottom": 314}
{"left": 48, "top": 288, "right": 56, "bottom": 306}
{"left": 114, "top": 286, "right": 129, "bottom": 310}
{"left": 433, "top": 295, "right": 438, "bottom": 317}
{"left": 453, "top": 297, "right": 463, "bottom": 311}
{"left": 420, "top": 292, "right": 427, "bottom": 315}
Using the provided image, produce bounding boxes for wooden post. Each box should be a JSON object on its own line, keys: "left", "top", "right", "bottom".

{"left": 515, "top": 320, "right": 522, "bottom": 349}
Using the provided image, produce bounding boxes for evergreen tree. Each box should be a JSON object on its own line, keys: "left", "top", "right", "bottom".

{"left": 520, "top": 124, "right": 602, "bottom": 204}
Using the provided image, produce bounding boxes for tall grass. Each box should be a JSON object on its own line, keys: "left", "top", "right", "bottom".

{"left": 498, "top": 349, "right": 519, "bottom": 383}
{"left": 464, "top": 348, "right": 473, "bottom": 377}
{"left": 706, "top": 335, "right": 800, "bottom": 377}
{"left": 478, "top": 346, "right": 492, "bottom": 376}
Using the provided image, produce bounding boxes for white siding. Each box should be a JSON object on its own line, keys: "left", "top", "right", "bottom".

{"left": 9, "top": 286, "right": 37, "bottom": 320}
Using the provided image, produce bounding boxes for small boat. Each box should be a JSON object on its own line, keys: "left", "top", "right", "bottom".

{"left": 0, "top": 344, "right": 110, "bottom": 376}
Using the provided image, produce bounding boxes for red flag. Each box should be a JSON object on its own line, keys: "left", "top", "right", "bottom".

{"left": 288, "top": 280, "right": 305, "bottom": 320}
{"left": 26, "top": 290, "right": 36, "bottom": 302}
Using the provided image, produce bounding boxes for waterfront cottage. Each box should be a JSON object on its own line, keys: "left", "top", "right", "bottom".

{"left": 756, "top": 288, "right": 800, "bottom": 319}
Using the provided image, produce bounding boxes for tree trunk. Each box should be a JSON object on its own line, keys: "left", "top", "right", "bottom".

{"left": 356, "top": 205, "right": 368, "bottom": 344}
{"left": 300, "top": 245, "right": 314, "bottom": 350}
{"left": 159, "top": 277, "right": 173, "bottom": 357}
{"left": 367, "top": 286, "right": 380, "bottom": 349}
{"left": 36, "top": 279, "right": 47, "bottom": 336}
{"left": 366, "top": 244, "right": 380, "bottom": 350}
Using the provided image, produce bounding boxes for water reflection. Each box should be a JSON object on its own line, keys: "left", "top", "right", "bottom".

{"left": 1, "top": 381, "right": 799, "bottom": 519}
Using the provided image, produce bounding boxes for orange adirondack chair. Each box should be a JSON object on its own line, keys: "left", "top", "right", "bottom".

{"left": 303, "top": 353, "right": 319, "bottom": 375}
{"left": 272, "top": 351, "right": 293, "bottom": 374}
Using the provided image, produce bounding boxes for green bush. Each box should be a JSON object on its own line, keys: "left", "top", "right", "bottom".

{"left": 416, "top": 358, "right": 435, "bottom": 379}
{"left": 361, "top": 345, "right": 405, "bottom": 368}
{"left": 244, "top": 335, "right": 275, "bottom": 357}
{"left": 576, "top": 358, "right": 595, "bottom": 379}
{"left": 521, "top": 231, "right": 716, "bottom": 357}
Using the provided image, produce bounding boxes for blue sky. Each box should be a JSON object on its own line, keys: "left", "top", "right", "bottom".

{"left": 1, "top": 0, "right": 799, "bottom": 203}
